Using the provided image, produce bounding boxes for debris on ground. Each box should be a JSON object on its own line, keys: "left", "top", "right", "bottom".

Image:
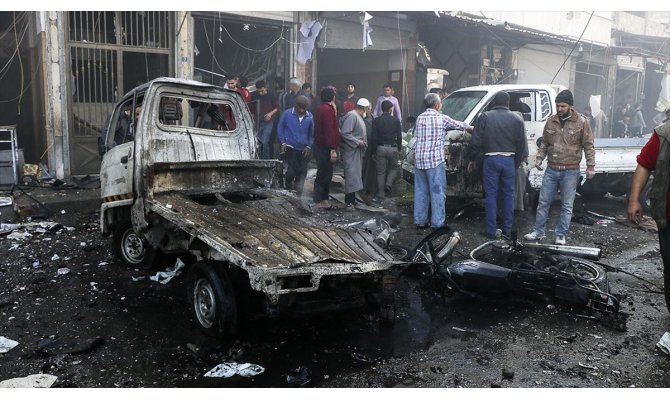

{"left": 556, "top": 333, "right": 579, "bottom": 343}
{"left": 37, "top": 337, "right": 104, "bottom": 355}
{"left": 204, "top": 362, "right": 265, "bottom": 378}
{"left": 571, "top": 211, "right": 596, "bottom": 225}
{"left": 286, "top": 366, "right": 312, "bottom": 386}
{"left": 1, "top": 221, "right": 68, "bottom": 240}
{"left": 615, "top": 215, "right": 658, "bottom": 233}
{"left": 586, "top": 210, "right": 616, "bottom": 220}
{"left": 501, "top": 368, "right": 515, "bottom": 380}
{"left": 149, "top": 258, "right": 185, "bottom": 284}
{"left": 656, "top": 332, "right": 670, "bottom": 355}
{"left": 578, "top": 362, "right": 598, "bottom": 370}
{"left": 0, "top": 374, "right": 58, "bottom": 388}
{"left": 57, "top": 268, "right": 70, "bottom": 276}
{"left": 0, "top": 336, "right": 19, "bottom": 353}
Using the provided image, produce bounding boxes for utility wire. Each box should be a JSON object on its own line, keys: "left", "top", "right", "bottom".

{"left": 551, "top": 11, "right": 594, "bottom": 84}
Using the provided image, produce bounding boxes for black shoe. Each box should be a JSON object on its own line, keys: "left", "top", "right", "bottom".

{"left": 479, "top": 231, "right": 499, "bottom": 240}
{"left": 416, "top": 223, "right": 430, "bottom": 230}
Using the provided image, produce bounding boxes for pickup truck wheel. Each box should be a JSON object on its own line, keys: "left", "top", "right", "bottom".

{"left": 113, "top": 221, "right": 147, "bottom": 268}
{"left": 187, "top": 262, "right": 237, "bottom": 338}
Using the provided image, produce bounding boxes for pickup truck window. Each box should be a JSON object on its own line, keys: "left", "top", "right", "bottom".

{"left": 539, "top": 91, "right": 552, "bottom": 121}
{"left": 157, "top": 95, "right": 240, "bottom": 133}
{"left": 102, "top": 98, "right": 143, "bottom": 151}
{"left": 441, "top": 91, "right": 486, "bottom": 122}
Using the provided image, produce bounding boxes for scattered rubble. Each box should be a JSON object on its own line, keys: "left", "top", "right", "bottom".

{"left": 204, "top": 362, "right": 265, "bottom": 378}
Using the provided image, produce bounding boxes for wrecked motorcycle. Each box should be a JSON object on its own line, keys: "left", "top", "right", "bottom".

{"left": 402, "top": 227, "right": 627, "bottom": 331}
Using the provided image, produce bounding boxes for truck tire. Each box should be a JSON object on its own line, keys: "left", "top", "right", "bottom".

{"left": 112, "top": 221, "right": 148, "bottom": 268}
{"left": 186, "top": 262, "right": 238, "bottom": 338}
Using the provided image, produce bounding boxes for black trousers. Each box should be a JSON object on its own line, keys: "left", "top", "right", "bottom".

{"left": 313, "top": 144, "right": 333, "bottom": 203}
{"left": 284, "top": 147, "right": 310, "bottom": 196}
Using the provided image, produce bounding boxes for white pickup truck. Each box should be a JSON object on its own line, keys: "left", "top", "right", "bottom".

{"left": 402, "top": 84, "right": 648, "bottom": 207}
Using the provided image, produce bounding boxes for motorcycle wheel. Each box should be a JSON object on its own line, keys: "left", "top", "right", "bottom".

{"left": 406, "top": 227, "right": 456, "bottom": 267}
{"left": 560, "top": 258, "right": 607, "bottom": 287}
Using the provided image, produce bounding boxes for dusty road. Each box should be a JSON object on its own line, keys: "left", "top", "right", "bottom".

{"left": 1, "top": 184, "right": 670, "bottom": 388}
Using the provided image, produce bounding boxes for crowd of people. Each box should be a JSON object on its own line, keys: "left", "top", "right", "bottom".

{"left": 240, "top": 78, "right": 405, "bottom": 210}
{"left": 227, "top": 73, "right": 670, "bottom": 249}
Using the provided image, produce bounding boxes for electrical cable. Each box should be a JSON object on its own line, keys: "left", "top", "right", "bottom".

{"left": 13, "top": 11, "right": 24, "bottom": 115}
{"left": 0, "top": 19, "right": 29, "bottom": 82}
{"left": 551, "top": 11, "right": 594, "bottom": 84}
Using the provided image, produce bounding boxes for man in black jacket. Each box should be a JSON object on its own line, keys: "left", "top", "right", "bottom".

{"left": 371, "top": 100, "right": 403, "bottom": 201}
{"left": 468, "top": 91, "right": 528, "bottom": 238}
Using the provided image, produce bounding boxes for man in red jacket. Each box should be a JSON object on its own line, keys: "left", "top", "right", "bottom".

{"left": 313, "top": 87, "right": 341, "bottom": 210}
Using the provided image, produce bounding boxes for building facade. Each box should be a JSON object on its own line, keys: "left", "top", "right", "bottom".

{"left": 0, "top": 11, "right": 666, "bottom": 179}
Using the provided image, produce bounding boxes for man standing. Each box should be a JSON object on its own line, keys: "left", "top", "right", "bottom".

{"left": 371, "top": 100, "right": 402, "bottom": 202}
{"left": 630, "top": 103, "right": 647, "bottom": 136}
{"left": 372, "top": 83, "right": 401, "bottom": 122}
{"left": 251, "top": 80, "right": 279, "bottom": 159}
{"left": 313, "top": 87, "right": 341, "bottom": 210}
{"left": 612, "top": 114, "right": 630, "bottom": 138}
{"left": 628, "top": 119, "right": 670, "bottom": 312}
{"left": 278, "top": 96, "right": 314, "bottom": 197}
{"left": 223, "top": 72, "right": 251, "bottom": 104}
{"left": 468, "top": 92, "right": 527, "bottom": 239}
{"left": 279, "top": 78, "right": 305, "bottom": 112}
{"left": 340, "top": 98, "right": 372, "bottom": 207}
{"left": 524, "top": 89, "right": 595, "bottom": 245}
{"left": 339, "top": 82, "right": 358, "bottom": 120}
{"left": 414, "top": 93, "right": 473, "bottom": 229}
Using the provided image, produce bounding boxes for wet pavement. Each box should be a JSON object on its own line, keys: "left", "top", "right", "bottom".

{"left": 1, "top": 180, "right": 670, "bottom": 387}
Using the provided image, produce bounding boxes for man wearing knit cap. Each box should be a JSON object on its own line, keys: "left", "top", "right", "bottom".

{"left": 524, "top": 89, "right": 595, "bottom": 245}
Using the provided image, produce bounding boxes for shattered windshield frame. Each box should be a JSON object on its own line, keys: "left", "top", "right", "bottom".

{"left": 441, "top": 90, "right": 486, "bottom": 123}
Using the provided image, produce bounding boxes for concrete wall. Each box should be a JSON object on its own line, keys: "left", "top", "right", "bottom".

{"left": 516, "top": 45, "right": 572, "bottom": 87}
{"left": 472, "top": 11, "right": 613, "bottom": 46}
{"left": 614, "top": 11, "right": 670, "bottom": 37}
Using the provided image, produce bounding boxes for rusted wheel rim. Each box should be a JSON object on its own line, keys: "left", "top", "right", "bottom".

{"left": 194, "top": 278, "right": 216, "bottom": 329}
{"left": 121, "top": 229, "right": 145, "bottom": 264}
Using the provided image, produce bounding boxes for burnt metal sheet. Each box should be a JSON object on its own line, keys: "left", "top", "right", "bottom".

{"left": 147, "top": 160, "right": 282, "bottom": 195}
{"left": 149, "top": 191, "right": 393, "bottom": 269}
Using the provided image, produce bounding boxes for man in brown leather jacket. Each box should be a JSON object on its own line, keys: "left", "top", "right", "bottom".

{"left": 524, "top": 89, "right": 595, "bottom": 245}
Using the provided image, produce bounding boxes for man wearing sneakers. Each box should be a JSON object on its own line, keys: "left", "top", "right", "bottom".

{"left": 524, "top": 89, "right": 595, "bottom": 245}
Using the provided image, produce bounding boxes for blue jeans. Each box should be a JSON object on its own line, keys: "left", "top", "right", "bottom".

{"left": 532, "top": 166, "right": 580, "bottom": 236}
{"left": 483, "top": 155, "right": 515, "bottom": 236}
{"left": 258, "top": 122, "right": 274, "bottom": 159}
{"left": 414, "top": 163, "right": 446, "bottom": 228}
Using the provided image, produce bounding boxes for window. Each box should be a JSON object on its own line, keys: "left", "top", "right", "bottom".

{"left": 157, "top": 94, "right": 240, "bottom": 133}
{"left": 538, "top": 91, "right": 552, "bottom": 121}
{"left": 442, "top": 91, "right": 487, "bottom": 123}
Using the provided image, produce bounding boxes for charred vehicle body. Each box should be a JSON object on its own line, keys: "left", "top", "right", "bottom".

{"left": 99, "top": 78, "right": 403, "bottom": 338}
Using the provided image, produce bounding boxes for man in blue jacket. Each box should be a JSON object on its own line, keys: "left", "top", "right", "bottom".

{"left": 278, "top": 95, "right": 314, "bottom": 197}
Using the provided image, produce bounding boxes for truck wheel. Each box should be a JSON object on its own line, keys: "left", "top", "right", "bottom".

{"left": 113, "top": 221, "right": 147, "bottom": 268}
{"left": 186, "top": 262, "right": 237, "bottom": 338}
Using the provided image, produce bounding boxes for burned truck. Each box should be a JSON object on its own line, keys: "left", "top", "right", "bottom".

{"left": 98, "top": 78, "right": 400, "bottom": 338}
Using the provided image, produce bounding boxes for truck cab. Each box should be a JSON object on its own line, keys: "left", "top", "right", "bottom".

{"left": 99, "top": 78, "right": 401, "bottom": 339}
{"left": 402, "top": 84, "right": 644, "bottom": 203}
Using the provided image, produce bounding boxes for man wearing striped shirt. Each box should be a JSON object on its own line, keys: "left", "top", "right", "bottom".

{"left": 414, "top": 93, "right": 473, "bottom": 229}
